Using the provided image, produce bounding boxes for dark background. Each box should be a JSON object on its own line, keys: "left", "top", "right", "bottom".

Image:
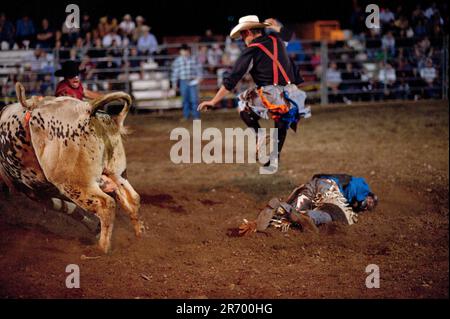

{"left": 0, "top": 0, "right": 447, "bottom": 35}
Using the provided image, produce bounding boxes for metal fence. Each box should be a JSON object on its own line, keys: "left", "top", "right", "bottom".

{"left": 0, "top": 35, "right": 448, "bottom": 109}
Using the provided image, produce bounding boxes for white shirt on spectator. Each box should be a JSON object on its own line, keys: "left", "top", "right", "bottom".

{"left": 137, "top": 33, "right": 158, "bottom": 54}
{"left": 119, "top": 21, "right": 136, "bottom": 35}
{"left": 378, "top": 68, "right": 396, "bottom": 83}
{"left": 381, "top": 35, "right": 395, "bottom": 49}
{"left": 326, "top": 68, "right": 342, "bottom": 85}
{"left": 420, "top": 67, "right": 437, "bottom": 84}
{"left": 103, "top": 34, "right": 122, "bottom": 47}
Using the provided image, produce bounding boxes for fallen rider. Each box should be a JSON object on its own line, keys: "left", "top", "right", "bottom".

{"left": 239, "top": 174, "right": 378, "bottom": 235}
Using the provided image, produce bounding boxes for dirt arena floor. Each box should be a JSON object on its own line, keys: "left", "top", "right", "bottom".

{"left": 0, "top": 100, "right": 448, "bottom": 298}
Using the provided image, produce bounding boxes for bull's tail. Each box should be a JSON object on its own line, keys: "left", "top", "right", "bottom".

{"left": 15, "top": 82, "right": 33, "bottom": 110}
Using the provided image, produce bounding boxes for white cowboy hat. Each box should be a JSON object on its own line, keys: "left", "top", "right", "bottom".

{"left": 229, "top": 15, "right": 270, "bottom": 39}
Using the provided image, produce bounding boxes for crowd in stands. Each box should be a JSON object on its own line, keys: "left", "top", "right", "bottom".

{"left": 0, "top": 1, "right": 448, "bottom": 103}
{"left": 318, "top": 2, "right": 448, "bottom": 102}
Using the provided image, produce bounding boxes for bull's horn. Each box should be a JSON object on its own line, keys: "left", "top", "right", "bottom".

{"left": 15, "top": 82, "right": 32, "bottom": 110}
{"left": 90, "top": 92, "right": 132, "bottom": 127}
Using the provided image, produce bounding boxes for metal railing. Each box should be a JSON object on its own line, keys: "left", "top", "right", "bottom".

{"left": 1, "top": 35, "right": 448, "bottom": 108}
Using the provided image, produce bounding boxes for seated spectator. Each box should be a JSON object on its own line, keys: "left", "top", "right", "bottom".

{"left": 381, "top": 31, "right": 396, "bottom": 57}
{"left": 119, "top": 14, "right": 135, "bottom": 39}
{"left": 378, "top": 62, "right": 396, "bottom": 85}
{"left": 326, "top": 62, "right": 342, "bottom": 103}
{"left": 137, "top": 25, "right": 158, "bottom": 55}
{"left": 80, "top": 14, "right": 92, "bottom": 37}
{"left": 200, "top": 29, "right": 215, "bottom": 43}
{"left": 420, "top": 59, "right": 438, "bottom": 98}
{"left": 88, "top": 37, "right": 106, "bottom": 59}
{"left": 79, "top": 55, "right": 96, "bottom": 81}
{"left": 378, "top": 62, "right": 397, "bottom": 99}
{"left": 224, "top": 41, "right": 241, "bottom": 64}
{"left": 102, "top": 30, "right": 122, "bottom": 48}
{"left": 0, "top": 13, "right": 15, "bottom": 49}
{"left": 207, "top": 43, "right": 223, "bottom": 73}
{"left": 341, "top": 63, "right": 361, "bottom": 104}
{"left": 197, "top": 45, "right": 208, "bottom": 65}
{"left": 36, "top": 18, "right": 55, "bottom": 49}
{"left": 424, "top": 2, "right": 439, "bottom": 19}
{"left": 132, "top": 16, "right": 147, "bottom": 43}
{"left": 16, "top": 14, "right": 36, "bottom": 48}
{"left": 380, "top": 7, "right": 395, "bottom": 27}
{"left": 97, "top": 16, "right": 111, "bottom": 38}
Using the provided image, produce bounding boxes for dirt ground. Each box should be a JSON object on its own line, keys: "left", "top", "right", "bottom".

{"left": 0, "top": 100, "right": 448, "bottom": 298}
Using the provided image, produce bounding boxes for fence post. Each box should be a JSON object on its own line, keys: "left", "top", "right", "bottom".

{"left": 320, "top": 40, "right": 328, "bottom": 105}
{"left": 442, "top": 35, "right": 449, "bottom": 101}
{"left": 53, "top": 48, "right": 59, "bottom": 93}
{"left": 124, "top": 47, "right": 130, "bottom": 95}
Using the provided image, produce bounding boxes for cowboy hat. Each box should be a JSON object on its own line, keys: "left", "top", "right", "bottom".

{"left": 230, "top": 15, "right": 270, "bottom": 39}
{"left": 55, "top": 60, "right": 83, "bottom": 78}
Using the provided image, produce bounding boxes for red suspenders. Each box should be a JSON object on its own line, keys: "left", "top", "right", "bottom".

{"left": 248, "top": 35, "right": 291, "bottom": 85}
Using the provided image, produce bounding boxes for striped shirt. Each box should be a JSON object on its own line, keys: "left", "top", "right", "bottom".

{"left": 171, "top": 55, "right": 202, "bottom": 85}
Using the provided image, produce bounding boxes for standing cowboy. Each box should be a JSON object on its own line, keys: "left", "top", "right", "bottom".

{"left": 54, "top": 60, "right": 102, "bottom": 100}
{"left": 171, "top": 44, "right": 203, "bottom": 120}
{"left": 198, "top": 16, "right": 310, "bottom": 161}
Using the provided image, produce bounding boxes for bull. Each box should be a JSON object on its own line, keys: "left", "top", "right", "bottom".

{"left": 0, "top": 83, "right": 144, "bottom": 253}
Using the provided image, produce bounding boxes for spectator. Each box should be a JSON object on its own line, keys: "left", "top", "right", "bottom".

{"left": 132, "top": 16, "right": 147, "bottom": 43}
{"left": 197, "top": 45, "right": 208, "bottom": 65}
{"left": 207, "top": 43, "right": 223, "bottom": 73}
{"left": 200, "top": 29, "right": 215, "bottom": 43}
{"left": 349, "top": 5, "right": 366, "bottom": 35}
{"left": 224, "top": 41, "right": 241, "bottom": 64}
{"left": 380, "top": 7, "right": 395, "bottom": 27}
{"left": 381, "top": 31, "right": 396, "bottom": 56}
{"left": 424, "top": 2, "right": 439, "bottom": 19}
{"left": 97, "top": 16, "right": 111, "bottom": 38}
{"left": 119, "top": 14, "right": 135, "bottom": 38}
{"left": 378, "top": 62, "right": 396, "bottom": 85}
{"left": 16, "top": 15, "right": 36, "bottom": 48}
{"left": 171, "top": 44, "right": 202, "bottom": 120}
{"left": 420, "top": 59, "right": 437, "bottom": 84}
{"left": 137, "top": 25, "right": 158, "bottom": 55}
{"left": 102, "top": 30, "right": 122, "bottom": 47}
{"left": 36, "top": 18, "right": 54, "bottom": 49}
{"left": 341, "top": 63, "right": 361, "bottom": 104}
{"left": 326, "top": 62, "right": 342, "bottom": 103}
{"left": 88, "top": 37, "right": 106, "bottom": 59}
{"left": 0, "top": 13, "right": 15, "bottom": 50}
{"left": 80, "top": 14, "right": 92, "bottom": 37}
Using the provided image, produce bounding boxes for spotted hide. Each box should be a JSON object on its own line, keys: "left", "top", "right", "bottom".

{"left": 0, "top": 83, "right": 143, "bottom": 253}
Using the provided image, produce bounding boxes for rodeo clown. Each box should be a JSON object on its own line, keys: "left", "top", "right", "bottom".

{"left": 239, "top": 174, "right": 378, "bottom": 235}
{"left": 54, "top": 60, "right": 102, "bottom": 100}
{"left": 197, "top": 16, "right": 310, "bottom": 164}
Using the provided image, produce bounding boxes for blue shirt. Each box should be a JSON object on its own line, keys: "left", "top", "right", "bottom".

{"left": 324, "top": 176, "right": 372, "bottom": 204}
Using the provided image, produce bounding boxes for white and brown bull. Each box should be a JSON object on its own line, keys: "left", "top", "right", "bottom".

{"left": 0, "top": 83, "right": 144, "bottom": 253}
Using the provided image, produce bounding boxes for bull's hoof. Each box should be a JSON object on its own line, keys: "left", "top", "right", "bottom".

{"left": 134, "top": 220, "right": 146, "bottom": 237}
{"left": 98, "top": 240, "right": 112, "bottom": 254}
